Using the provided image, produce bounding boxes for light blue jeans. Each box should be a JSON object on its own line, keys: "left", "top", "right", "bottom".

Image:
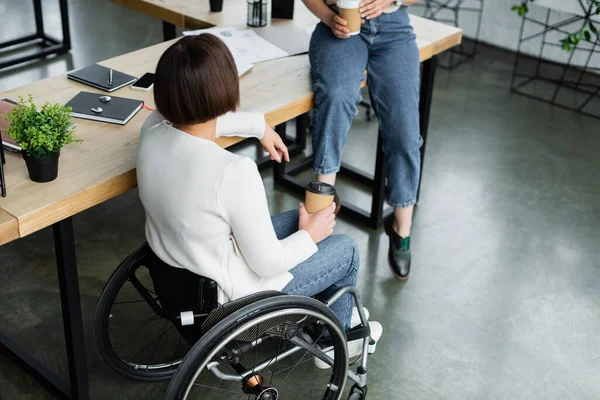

{"left": 310, "top": 7, "right": 422, "bottom": 208}
{"left": 274, "top": 210, "right": 359, "bottom": 330}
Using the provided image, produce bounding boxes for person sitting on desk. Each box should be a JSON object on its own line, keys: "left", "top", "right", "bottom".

{"left": 302, "top": 0, "right": 421, "bottom": 280}
{"left": 136, "top": 34, "right": 382, "bottom": 364}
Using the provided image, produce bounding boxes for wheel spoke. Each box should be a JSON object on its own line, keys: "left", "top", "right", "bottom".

{"left": 110, "top": 315, "right": 161, "bottom": 328}
{"left": 235, "top": 340, "right": 254, "bottom": 377}
{"left": 191, "top": 383, "right": 242, "bottom": 396}
{"left": 126, "top": 321, "right": 174, "bottom": 363}
{"left": 233, "top": 392, "right": 246, "bottom": 400}
{"left": 277, "top": 369, "right": 334, "bottom": 397}
{"left": 211, "top": 382, "right": 236, "bottom": 400}
{"left": 113, "top": 299, "right": 148, "bottom": 305}
{"left": 251, "top": 324, "right": 264, "bottom": 391}
{"left": 272, "top": 355, "right": 317, "bottom": 376}
{"left": 278, "top": 389, "right": 327, "bottom": 399}
{"left": 275, "top": 330, "right": 325, "bottom": 391}
{"left": 171, "top": 335, "right": 184, "bottom": 369}
{"left": 268, "top": 318, "right": 290, "bottom": 386}
{"left": 122, "top": 314, "right": 164, "bottom": 338}
{"left": 150, "top": 319, "right": 170, "bottom": 362}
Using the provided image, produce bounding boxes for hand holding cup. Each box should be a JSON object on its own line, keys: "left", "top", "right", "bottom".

{"left": 299, "top": 202, "right": 337, "bottom": 244}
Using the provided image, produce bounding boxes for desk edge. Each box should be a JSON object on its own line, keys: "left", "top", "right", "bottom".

{"left": 0, "top": 209, "right": 20, "bottom": 246}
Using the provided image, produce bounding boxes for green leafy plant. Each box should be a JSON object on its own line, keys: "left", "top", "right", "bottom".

{"left": 4, "top": 95, "right": 81, "bottom": 158}
{"left": 512, "top": 0, "right": 600, "bottom": 51}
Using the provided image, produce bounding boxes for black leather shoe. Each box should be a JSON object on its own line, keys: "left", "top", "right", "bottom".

{"left": 384, "top": 217, "right": 411, "bottom": 280}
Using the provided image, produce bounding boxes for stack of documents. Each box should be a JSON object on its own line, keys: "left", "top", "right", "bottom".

{"left": 183, "top": 27, "right": 290, "bottom": 76}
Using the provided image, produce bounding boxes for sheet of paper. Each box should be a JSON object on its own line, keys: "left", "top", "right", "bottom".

{"left": 183, "top": 27, "right": 290, "bottom": 71}
{"left": 252, "top": 24, "right": 312, "bottom": 57}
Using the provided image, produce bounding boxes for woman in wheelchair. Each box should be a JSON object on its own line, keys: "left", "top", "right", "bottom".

{"left": 95, "top": 34, "right": 381, "bottom": 400}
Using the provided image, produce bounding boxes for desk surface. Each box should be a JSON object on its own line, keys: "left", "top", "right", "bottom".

{"left": 0, "top": 5, "right": 461, "bottom": 245}
{"left": 0, "top": 47, "right": 314, "bottom": 244}
{"left": 110, "top": 0, "right": 461, "bottom": 56}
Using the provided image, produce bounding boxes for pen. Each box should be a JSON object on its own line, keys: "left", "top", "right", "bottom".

{"left": 108, "top": 68, "right": 113, "bottom": 86}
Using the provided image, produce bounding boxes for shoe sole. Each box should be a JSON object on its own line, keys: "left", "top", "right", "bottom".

{"left": 388, "top": 259, "right": 409, "bottom": 281}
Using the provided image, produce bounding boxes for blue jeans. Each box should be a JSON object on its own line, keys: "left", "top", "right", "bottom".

{"left": 273, "top": 210, "right": 359, "bottom": 330}
{"left": 309, "top": 7, "right": 422, "bottom": 208}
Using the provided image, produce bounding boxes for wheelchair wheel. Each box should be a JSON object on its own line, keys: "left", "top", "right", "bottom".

{"left": 94, "top": 242, "right": 190, "bottom": 381}
{"left": 165, "top": 295, "right": 349, "bottom": 400}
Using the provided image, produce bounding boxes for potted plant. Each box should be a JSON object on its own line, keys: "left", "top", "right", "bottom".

{"left": 4, "top": 95, "right": 81, "bottom": 183}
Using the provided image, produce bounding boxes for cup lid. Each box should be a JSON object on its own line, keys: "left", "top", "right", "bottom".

{"left": 305, "top": 181, "right": 336, "bottom": 195}
{"left": 336, "top": 0, "right": 360, "bottom": 8}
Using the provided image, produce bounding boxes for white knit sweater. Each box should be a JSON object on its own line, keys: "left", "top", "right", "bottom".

{"left": 137, "top": 111, "right": 317, "bottom": 304}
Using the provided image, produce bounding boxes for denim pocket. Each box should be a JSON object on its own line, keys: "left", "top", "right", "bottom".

{"left": 379, "top": 5, "right": 413, "bottom": 35}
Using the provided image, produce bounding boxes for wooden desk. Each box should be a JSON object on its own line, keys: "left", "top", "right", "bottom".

{"left": 0, "top": 209, "right": 18, "bottom": 244}
{"left": 110, "top": 0, "right": 461, "bottom": 57}
{"left": 0, "top": 19, "right": 457, "bottom": 240}
{"left": 0, "top": 50, "right": 313, "bottom": 243}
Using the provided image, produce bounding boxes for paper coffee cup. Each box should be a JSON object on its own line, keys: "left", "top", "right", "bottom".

{"left": 305, "top": 182, "right": 336, "bottom": 214}
{"left": 337, "top": 0, "right": 362, "bottom": 35}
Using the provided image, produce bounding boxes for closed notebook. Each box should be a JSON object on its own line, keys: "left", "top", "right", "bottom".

{"left": 65, "top": 91, "right": 144, "bottom": 125}
{"left": 68, "top": 64, "right": 137, "bottom": 92}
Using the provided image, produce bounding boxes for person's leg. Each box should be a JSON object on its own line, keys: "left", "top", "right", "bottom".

{"left": 309, "top": 22, "right": 369, "bottom": 185}
{"left": 365, "top": 9, "right": 421, "bottom": 278}
{"left": 282, "top": 234, "right": 359, "bottom": 330}
{"left": 271, "top": 209, "right": 299, "bottom": 240}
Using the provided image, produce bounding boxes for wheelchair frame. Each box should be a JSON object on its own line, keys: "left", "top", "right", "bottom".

{"left": 95, "top": 242, "right": 375, "bottom": 398}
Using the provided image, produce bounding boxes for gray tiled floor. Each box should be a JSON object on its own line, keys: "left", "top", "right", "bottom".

{"left": 1, "top": 1, "right": 600, "bottom": 399}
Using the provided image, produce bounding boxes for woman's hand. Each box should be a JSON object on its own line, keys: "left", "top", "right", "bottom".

{"left": 298, "top": 202, "right": 337, "bottom": 244}
{"left": 328, "top": 14, "right": 351, "bottom": 39}
{"left": 260, "top": 125, "right": 290, "bottom": 163}
{"left": 360, "top": 0, "right": 394, "bottom": 20}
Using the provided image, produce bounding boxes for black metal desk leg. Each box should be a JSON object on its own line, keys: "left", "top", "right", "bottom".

{"left": 370, "top": 132, "right": 386, "bottom": 226}
{"left": 33, "top": 0, "right": 44, "bottom": 38}
{"left": 295, "top": 113, "right": 308, "bottom": 150}
{"left": 60, "top": 0, "right": 72, "bottom": 50}
{"left": 274, "top": 122, "right": 288, "bottom": 182}
{"left": 53, "top": 218, "right": 89, "bottom": 400}
{"left": 163, "top": 21, "right": 177, "bottom": 41}
{"left": 1, "top": 144, "right": 6, "bottom": 197}
{"left": 417, "top": 56, "right": 437, "bottom": 202}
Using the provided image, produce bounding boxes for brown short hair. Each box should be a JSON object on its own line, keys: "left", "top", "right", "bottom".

{"left": 154, "top": 34, "right": 239, "bottom": 125}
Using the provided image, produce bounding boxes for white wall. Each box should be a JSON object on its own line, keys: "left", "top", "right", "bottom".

{"left": 411, "top": 0, "right": 600, "bottom": 69}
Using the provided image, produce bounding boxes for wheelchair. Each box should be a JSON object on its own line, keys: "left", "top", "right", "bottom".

{"left": 94, "top": 242, "right": 376, "bottom": 399}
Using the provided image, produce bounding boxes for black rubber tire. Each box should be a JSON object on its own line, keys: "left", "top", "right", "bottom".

{"left": 94, "top": 242, "right": 180, "bottom": 382}
{"left": 164, "top": 295, "right": 349, "bottom": 400}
